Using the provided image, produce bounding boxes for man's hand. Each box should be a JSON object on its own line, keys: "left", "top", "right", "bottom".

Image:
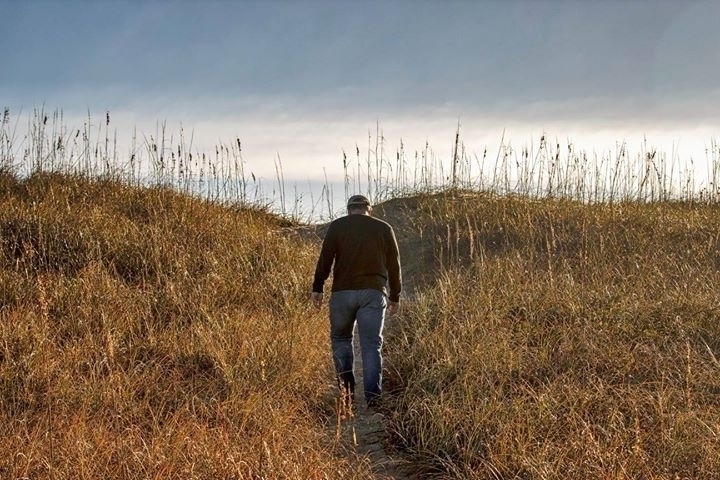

{"left": 387, "top": 301, "right": 400, "bottom": 316}
{"left": 311, "top": 292, "right": 323, "bottom": 309}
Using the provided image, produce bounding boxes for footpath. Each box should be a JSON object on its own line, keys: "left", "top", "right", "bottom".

{"left": 332, "top": 330, "right": 419, "bottom": 480}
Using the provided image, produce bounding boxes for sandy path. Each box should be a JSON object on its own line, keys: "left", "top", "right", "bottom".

{"left": 331, "top": 330, "right": 419, "bottom": 480}
{"left": 291, "top": 209, "right": 425, "bottom": 478}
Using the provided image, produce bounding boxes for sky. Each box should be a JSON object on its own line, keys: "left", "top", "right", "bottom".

{"left": 2, "top": 0, "right": 720, "bottom": 205}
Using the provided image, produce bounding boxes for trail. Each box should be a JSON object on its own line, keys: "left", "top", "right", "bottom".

{"left": 331, "top": 330, "right": 419, "bottom": 480}
{"left": 293, "top": 198, "right": 429, "bottom": 479}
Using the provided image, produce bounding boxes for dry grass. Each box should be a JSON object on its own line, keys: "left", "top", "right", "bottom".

{"left": 382, "top": 192, "right": 720, "bottom": 479}
{"left": 5, "top": 107, "right": 720, "bottom": 478}
{"left": 0, "top": 171, "right": 372, "bottom": 479}
{"left": 4, "top": 173, "right": 720, "bottom": 479}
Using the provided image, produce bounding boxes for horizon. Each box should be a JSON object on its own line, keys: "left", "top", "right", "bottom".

{"left": 3, "top": 0, "right": 720, "bottom": 209}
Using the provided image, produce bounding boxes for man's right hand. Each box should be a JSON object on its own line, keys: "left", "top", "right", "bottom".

{"left": 311, "top": 292, "right": 323, "bottom": 309}
{"left": 387, "top": 301, "right": 400, "bottom": 316}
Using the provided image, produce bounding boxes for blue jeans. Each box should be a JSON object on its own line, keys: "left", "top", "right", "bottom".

{"left": 329, "top": 289, "right": 387, "bottom": 407}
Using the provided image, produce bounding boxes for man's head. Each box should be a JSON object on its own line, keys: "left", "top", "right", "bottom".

{"left": 347, "top": 194, "right": 372, "bottom": 215}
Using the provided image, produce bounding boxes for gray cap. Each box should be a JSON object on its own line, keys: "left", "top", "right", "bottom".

{"left": 347, "top": 194, "right": 371, "bottom": 207}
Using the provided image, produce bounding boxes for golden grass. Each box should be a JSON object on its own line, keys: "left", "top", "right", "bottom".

{"left": 0, "top": 171, "right": 372, "bottom": 479}
{"left": 4, "top": 166, "right": 720, "bottom": 479}
{"left": 382, "top": 193, "right": 720, "bottom": 478}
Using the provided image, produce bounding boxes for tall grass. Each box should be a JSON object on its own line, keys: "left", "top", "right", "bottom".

{"left": 381, "top": 194, "right": 720, "bottom": 478}
{"left": 5, "top": 106, "right": 720, "bottom": 478}
{"left": 0, "top": 172, "right": 374, "bottom": 479}
{"left": 4, "top": 107, "right": 720, "bottom": 222}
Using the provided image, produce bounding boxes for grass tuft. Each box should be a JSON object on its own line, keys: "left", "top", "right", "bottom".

{"left": 0, "top": 171, "right": 370, "bottom": 479}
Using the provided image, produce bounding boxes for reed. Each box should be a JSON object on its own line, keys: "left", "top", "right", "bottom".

{"left": 4, "top": 106, "right": 720, "bottom": 478}
{"left": 4, "top": 107, "right": 720, "bottom": 223}
{"left": 381, "top": 193, "right": 720, "bottom": 478}
{"left": 0, "top": 172, "right": 373, "bottom": 479}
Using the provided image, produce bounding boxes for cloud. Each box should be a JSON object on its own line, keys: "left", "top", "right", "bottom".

{"left": 3, "top": 0, "right": 720, "bottom": 190}
{"left": 6, "top": 1, "right": 718, "bottom": 106}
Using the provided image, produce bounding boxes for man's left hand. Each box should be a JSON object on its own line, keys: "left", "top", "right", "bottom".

{"left": 387, "top": 301, "right": 400, "bottom": 316}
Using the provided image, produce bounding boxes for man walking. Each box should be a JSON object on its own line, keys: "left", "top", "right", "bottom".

{"left": 311, "top": 194, "right": 401, "bottom": 410}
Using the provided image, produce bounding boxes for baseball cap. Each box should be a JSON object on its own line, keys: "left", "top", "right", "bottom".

{"left": 347, "top": 194, "right": 371, "bottom": 207}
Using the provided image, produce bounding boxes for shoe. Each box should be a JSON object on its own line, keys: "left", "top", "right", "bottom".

{"left": 365, "top": 398, "right": 381, "bottom": 412}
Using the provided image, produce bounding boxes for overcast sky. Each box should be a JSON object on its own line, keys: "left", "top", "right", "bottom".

{"left": 2, "top": 0, "right": 720, "bottom": 188}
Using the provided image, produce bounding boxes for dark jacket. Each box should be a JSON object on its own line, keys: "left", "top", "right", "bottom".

{"left": 312, "top": 214, "right": 402, "bottom": 302}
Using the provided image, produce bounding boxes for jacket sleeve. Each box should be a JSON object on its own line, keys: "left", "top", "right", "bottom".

{"left": 385, "top": 225, "right": 402, "bottom": 302}
{"left": 312, "top": 224, "right": 336, "bottom": 293}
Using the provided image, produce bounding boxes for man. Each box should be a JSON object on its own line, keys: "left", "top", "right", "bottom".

{"left": 311, "top": 194, "right": 401, "bottom": 410}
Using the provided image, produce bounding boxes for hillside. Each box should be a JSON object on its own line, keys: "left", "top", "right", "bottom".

{"left": 0, "top": 171, "right": 373, "bottom": 479}
{"left": 378, "top": 191, "right": 720, "bottom": 478}
{"left": 3, "top": 171, "right": 720, "bottom": 479}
